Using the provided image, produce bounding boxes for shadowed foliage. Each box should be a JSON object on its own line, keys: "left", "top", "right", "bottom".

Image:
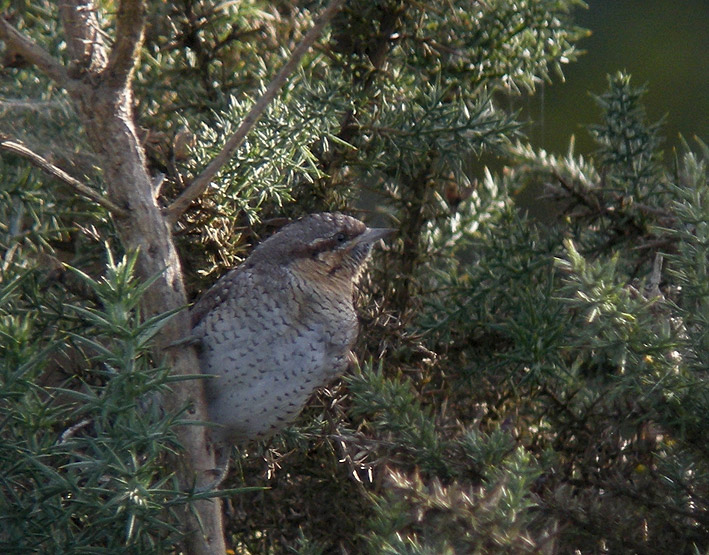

{"left": 2, "top": 1, "right": 707, "bottom": 553}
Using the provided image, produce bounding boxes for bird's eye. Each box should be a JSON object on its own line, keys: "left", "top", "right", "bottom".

{"left": 335, "top": 232, "right": 347, "bottom": 243}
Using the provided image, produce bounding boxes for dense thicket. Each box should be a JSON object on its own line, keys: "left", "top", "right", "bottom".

{"left": 1, "top": 1, "right": 707, "bottom": 553}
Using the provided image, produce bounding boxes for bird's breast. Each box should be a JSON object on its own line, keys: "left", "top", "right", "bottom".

{"left": 194, "top": 276, "right": 357, "bottom": 443}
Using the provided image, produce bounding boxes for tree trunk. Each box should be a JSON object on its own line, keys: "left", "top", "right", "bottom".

{"left": 56, "top": 1, "right": 227, "bottom": 552}
{"left": 68, "top": 73, "right": 227, "bottom": 555}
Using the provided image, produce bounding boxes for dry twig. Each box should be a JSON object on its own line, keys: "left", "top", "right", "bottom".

{"left": 165, "top": 0, "right": 346, "bottom": 223}
{"left": 0, "top": 133, "right": 129, "bottom": 217}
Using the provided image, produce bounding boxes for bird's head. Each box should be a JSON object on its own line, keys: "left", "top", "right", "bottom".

{"left": 250, "top": 212, "right": 393, "bottom": 290}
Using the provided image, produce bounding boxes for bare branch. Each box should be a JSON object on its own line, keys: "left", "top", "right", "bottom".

{"left": 105, "top": 0, "right": 146, "bottom": 86}
{"left": 165, "top": 0, "right": 346, "bottom": 223}
{"left": 0, "top": 133, "right": 129, "bottom": 217}
{"left": 0, "top": 17, "right": 70, "bottom": 86}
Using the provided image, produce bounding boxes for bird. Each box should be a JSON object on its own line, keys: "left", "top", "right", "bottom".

{"left": 190, "top": 212, "right": 392, "bottom": 486}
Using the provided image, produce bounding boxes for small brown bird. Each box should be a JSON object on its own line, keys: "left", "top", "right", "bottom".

{"left": 191, "top": 212, "right": 391, "bottom": 485}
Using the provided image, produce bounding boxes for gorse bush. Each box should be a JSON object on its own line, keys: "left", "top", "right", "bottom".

{"left": 0, "top": 249, "right": 186, "bottom": 552}
{"left": 1, "top": 1, "right": 707, "bottom": 553}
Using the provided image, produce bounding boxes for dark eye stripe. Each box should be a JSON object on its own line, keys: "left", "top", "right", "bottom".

{"left": 307, "top": 237, "right": 339, "bottom": 257}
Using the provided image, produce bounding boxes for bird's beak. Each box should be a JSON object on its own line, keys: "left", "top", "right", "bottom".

{"left": 358, "top": 227, "right": 396, "bottom": 245}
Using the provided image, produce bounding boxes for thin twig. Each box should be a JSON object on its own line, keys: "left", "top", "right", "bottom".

{"left": 0, "top": 17, "right": 70, "bottom": 87}
{"left": 164, "top": 0, "right": 346, "bottom": 223}
{"left": 0, "top": 134, "right": 128, "bottom": 217}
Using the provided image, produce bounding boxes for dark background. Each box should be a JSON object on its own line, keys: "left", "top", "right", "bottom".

{"left": 524, "top": 0, "right": 708, "bottom": 156}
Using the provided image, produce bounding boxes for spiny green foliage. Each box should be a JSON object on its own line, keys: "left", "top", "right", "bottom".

{"left": 402, "top": 75, "right": 708, "bottom": 553}
{"left": 144, "top": 0, "right": 586, "bottom": 291}
{"left": 2, "top": 1, "right": 708, "bottom": 553}
{"left": 590, "top": 72, "right": 666, "bottom": 201}
{"left": 0, "top": 248, "right": 188, "bottom": 553}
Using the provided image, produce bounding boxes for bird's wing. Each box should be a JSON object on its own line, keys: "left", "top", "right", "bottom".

{"left": 189, "top": 266, "right": 252, "bottom": 328}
